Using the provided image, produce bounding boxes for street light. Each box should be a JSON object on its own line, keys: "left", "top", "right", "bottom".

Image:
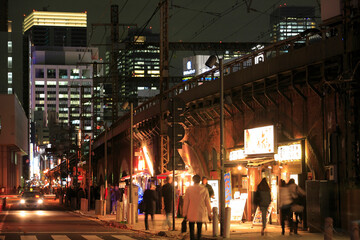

{"left": 205, "top": 55, "right": 225, "bottom": 237}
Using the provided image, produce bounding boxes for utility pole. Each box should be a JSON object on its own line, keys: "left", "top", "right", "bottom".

{"left": 110, "top": 5, "right": 119, "bottom": 123}
{"left": 159, "top": 0, "right": 170, "bottom": 174}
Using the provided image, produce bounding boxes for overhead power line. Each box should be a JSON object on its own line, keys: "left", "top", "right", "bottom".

{"left": 189, "top": 1, "right": 246, "bottom": 41}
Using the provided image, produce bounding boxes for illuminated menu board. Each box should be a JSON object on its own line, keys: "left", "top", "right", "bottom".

{"left": 244, "top": 125, "right": 275, "bottom": 155}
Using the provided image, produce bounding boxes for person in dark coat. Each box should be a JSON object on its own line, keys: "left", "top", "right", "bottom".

{"left": 201, "top": 176, "right": 214, "bottom": 198}
{"left": 143, "top": 183, "right": 158, "bottom": 230}
{"left": 161, "top": 176, "right": 173, "bottom": 230}
{"left": 256, "top": 178, "right": 271, "bottom": 236}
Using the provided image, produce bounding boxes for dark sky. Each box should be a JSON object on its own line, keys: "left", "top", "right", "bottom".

{"left": 9, "top": 0, "right": 319, "bottom": 42}
{"left": 8, "top": 0, "right": 319, "bottom": 101}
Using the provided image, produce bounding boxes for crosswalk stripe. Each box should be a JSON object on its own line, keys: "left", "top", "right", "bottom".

{"left": 111, "top": 235, "right": 135, "bottom": 240}
{"left": 51, "top": 235, "right": 71, "bottom": 240}
{"left": 81, "top": 235, "right": 103, "bottom": 240}
{"left": 21, "top": 236, "right": 37, "bottom": 240}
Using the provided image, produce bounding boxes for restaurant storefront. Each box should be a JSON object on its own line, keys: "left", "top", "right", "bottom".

{"left": 225, "top": 125, "right": 305, "bottom": 224}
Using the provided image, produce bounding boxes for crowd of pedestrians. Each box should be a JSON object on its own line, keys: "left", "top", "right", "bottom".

{"left": 254, "top": 177, "right": 306, "bottom": 236}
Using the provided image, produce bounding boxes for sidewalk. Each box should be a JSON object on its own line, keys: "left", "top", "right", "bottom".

{"left": 74, "top": 210, "right": 350, "bottom": 240}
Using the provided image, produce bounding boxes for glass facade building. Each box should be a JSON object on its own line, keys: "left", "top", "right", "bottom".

{"left": 270, "top": 6, "right": 316, "bottom": 42}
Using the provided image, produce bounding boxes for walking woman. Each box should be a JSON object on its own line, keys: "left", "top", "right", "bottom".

{"left": 256, "top": 178, "right": 271, "bottom": 236}
{"left": 143, "top": 183, "right": 158, "bottom": 230}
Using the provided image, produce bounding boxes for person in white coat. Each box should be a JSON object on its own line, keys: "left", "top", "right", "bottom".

{"left": 183, "top": 174, "right": 212, "bottom": 240}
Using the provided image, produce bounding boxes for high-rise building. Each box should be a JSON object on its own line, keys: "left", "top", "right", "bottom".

{"left": 30, "top": 46, "right": 101, "bottom": 144}
{"left": 0, "top": 0, "right": 13, "bottom": 95}
{"left": 270, "top": 6, "right": 316, "bottom": 42}
{"left": 23, "top": 11, "right": 88, "bottom": 117}
{"left": 23, "top": 11, "right": 102, "bottom": 180}
{"left": 117, "top": 28, "right": 161, "bottom": 108}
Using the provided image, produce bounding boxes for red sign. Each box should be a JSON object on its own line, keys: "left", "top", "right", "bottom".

{"left": 78, "top": 175, "right": 83, "bottom": 181}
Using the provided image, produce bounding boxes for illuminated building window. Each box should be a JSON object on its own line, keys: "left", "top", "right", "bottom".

{"left": 70, "top": 69, "right": 80, "bottom": 79}
{"left": 47, "top": 81, "right": 56, "bottom": 87}
{"left": 8, "top": 88, "right": 12, "bottom": 94}
{"left": 8, "top": 41, "right": 12, "bottom": 53}
{"left": 8, "top": 57, "right": 12, "bottom": 68}
{"left": 8, "top": 72, "right": 12, "bottom": 84}
{"left": 59, "top": 81, "right": 68, "bottom": 86}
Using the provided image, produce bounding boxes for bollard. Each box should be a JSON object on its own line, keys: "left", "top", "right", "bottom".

{"left": 95, "top": 200, "right": 104, "bottom": 215}
{"left": 131, "top": 203, "right": 136, "bottom": 224}
{"left": 224, "top": 207, "right": 231, "bottom": 239}
{"left": 127, "top": 203, "right": 132, "bottom": 224}
{"left": 116, "top": 201, "right": 124, "bottom": 222}
{"left": 324, "top": 217, "right": 333, "bottom": 240}
{"left": 212, "top": 207, "right": 219, "bottom": 237}
{"left": 351, "top": 221, "right": 360, "bottom": 240}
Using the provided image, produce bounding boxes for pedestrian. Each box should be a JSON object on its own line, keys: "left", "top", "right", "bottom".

{"left": 279, "top": 179, "right": 292, "bottom": 235}
{"left": 183, "top": 174, "right": 212, "bottom": 240}
{"left": 110, "top": 186, "right": 117, "bottom": 214}
{"left": 288, "top": 178, "right": 306, "bottom": 234}
{"left": 255, "top": 178, "right": 271, "bottom": 236}
{"left": 143, "top": 183, "right": 158, "bottom": 230}
{"left": 161, "top": 176, "right": 173, "bottom": 230}
{"left": 201, "top": 176, "right": 214, "bottom": 198}
{"left": 201, "top": 176, "right": 214, "bottom": 230}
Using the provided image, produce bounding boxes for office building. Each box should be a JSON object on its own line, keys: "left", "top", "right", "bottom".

{"left": 117, "top": 28, "right": 160, "bottom": 108}
{"left": 0, "top": 0, "right": 13, "bottom": 95}
{"left": 23, "top": 11, "right": 87, "bottom": 117}
{"left": 270, "top": 6, "right": 316, "bottom": 42}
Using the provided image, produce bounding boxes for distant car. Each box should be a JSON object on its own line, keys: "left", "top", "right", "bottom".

{"left": 20, "top": 191, "right": 44, "bottom": 208}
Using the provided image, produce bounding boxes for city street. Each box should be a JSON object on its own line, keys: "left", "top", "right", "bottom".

{"left": 0, "top": 195, "right": 146, "bottom": 240}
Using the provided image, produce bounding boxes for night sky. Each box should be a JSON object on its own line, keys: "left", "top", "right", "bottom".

{"left": 8, "top": 0, "right": 319, "bottom": 100}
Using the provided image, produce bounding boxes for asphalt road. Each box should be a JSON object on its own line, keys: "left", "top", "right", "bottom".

{"left": 0, "top": 196, "right": 146, "bottom": 240}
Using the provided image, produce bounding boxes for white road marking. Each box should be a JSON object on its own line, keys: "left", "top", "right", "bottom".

{"left": 20, "top": 236, "right": 37, "bottom": 240}
{"left": 51, "top": 235, "right": 71, "bottom": 240}
{"left": 81, "top": 235, "right": 103, "bottom": 240}
{"left": 111, "top": 235, "right": 135, "bottom": 240}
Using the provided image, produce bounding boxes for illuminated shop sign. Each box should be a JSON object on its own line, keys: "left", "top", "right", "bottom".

{"left": 229, "top": 149, "right": 246, "bottom": 161}
{"left": 244, "top": 125, "right": 274, "bottom": 155}
{"left": 183, "top": 60, "right": 196, "bottom": 76}
{"left": 275, "top": 143, "right": 301, "bottom": 161}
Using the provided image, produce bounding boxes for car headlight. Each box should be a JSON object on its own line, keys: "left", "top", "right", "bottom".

{"left": 20, "top": 199, "right": 25, "bottom": 204}
{"left": 38, "top": 199, "right": 43, "bottom": 204}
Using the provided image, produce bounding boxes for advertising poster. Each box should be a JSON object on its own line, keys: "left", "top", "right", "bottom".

{"left": 252, "top": 205, "right": 273, "bottom": 225}
{"left": 224, "top": 172, "right": 232, "bottom": 206}
{"left": 208, "top": 180, "right": 219, "bottom": 211}
{"left": 230, "top": 193, "right": 248, "bottom": 222}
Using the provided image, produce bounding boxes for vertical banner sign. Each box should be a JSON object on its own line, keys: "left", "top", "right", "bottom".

{"left": 224, "top": 172, "right": 232, "bottom": 207}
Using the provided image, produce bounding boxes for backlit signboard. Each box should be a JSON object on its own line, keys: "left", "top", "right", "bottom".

{"left": 208, "top": 180, "right": 219, "bottom": 211}
{"left": 229, "top": 149, "right": 246, "bottom": 161}
{"left": 244, "top": 125, "right": 274, "bottom": 155}
{"left": 275, "top": 143, "right": 301, "bottom": 161}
